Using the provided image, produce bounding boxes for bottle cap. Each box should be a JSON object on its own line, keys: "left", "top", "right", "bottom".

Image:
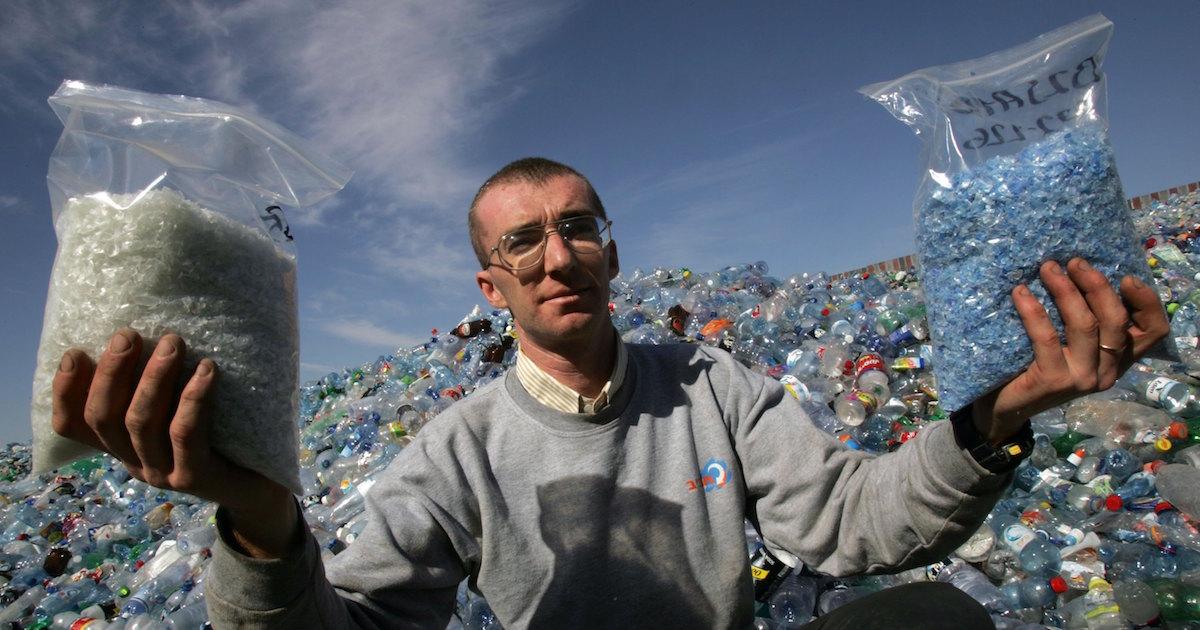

{"left": 1156, "top": 437, "right": 1173, "bottom": 452}
{"left": 1169, "top": 422, "right": 1188, "bottom": 440}
{"left": 1105, "top": 495, "right": 1123, "bottom": 511}
{"left": 1156, "top": 500, "right": 1174, "bottom": 514}
{"left": 1049, "top": 576, "right": 1068, "bottom": 594}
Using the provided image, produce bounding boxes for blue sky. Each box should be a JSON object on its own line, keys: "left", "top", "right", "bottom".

{"left": 1, "top": 1, "right": 1198, "bottom": 445}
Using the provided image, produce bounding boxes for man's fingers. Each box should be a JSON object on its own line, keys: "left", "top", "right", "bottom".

{"left": 127, "top": 335, "right": 185, "bottom": 477}
{"left": 168, "top": 359, "right": 217, "bottom": 491}
{"left": 1120, "top": 275, "right": 1171, "bottom": 357}
{"left": 1067, "top": 258, "right": 1130, "bottom": 388}
{"left": 1013, "top": 283, "right": 1068, "bottom": 375}
{"left": 1040, "top": 260, "right": 1099, "bottom": 388}
{"left": 51, "top": 349, "right": 103, "bottom": 450}
{"left": 82, "top": 329, "right": 144, "bottom": 466}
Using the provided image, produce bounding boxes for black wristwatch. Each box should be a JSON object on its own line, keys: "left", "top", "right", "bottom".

{"left": 950, "top": 404, "right": 1034, "bottom": 474}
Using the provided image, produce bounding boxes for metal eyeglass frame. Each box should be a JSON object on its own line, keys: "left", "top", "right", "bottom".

{"left": 486, "top": 216, "right": 614, "bottom": 271}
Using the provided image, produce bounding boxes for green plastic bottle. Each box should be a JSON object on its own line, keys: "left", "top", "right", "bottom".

{"left": 1052, "top": 429, "right": 1091, "bottom": 457}
{"left": 1149, "top": 578, "right": 1200, "bottom": 621}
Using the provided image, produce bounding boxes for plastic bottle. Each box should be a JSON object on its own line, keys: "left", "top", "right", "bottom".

{"left": 767, "top": 574, "right": 817, "bottom": 629}
{"left": 833, "top": 390, "right": 877, "bottom": 427}
{"left": 1148, "top": 577, "right": 1200, "bottom": 621}
{"left": 853, "top": 353, "right": 890, "bottom": 402}
{"left": 121, "top": 558, "right": 194, "bottom": 616}
{"left": 1118, "top": 369, "right": 1195, "bottom": 415}
{"left": 163, "top": 601, "right": 208, "bottom": 629}
{"left": 1020, "top": 504, "right": 1086, "bottom": 547}
{"left": 1076, "top": 577, "right": 1125, "bottom": 629}
{"left": 936, "top": 559, "right": 1007, "bottom": 612}
{"left": 815, "top": 583, "right": 869, "bottom": 616}
{"left": 999, "top": 574, "right": 1068, "bottom": 610}
{"left": 1112, "top": 578, "right": 1161, "bottom": 625}
{"left": 1102, "top": 449, "right": 1140, "bottom": 483}
{"left": 1065, "top": 399, "right": 1187, "bottom": 451}
{"left": 0, "top": 585, "right": 46, "bottom": 623}
{"left": 989, "top": 513, "right": 1062, "bottom": 575}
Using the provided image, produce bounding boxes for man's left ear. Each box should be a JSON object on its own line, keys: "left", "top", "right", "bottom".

{"left": 607, "top": 240, "right": 620, "bottom": 281}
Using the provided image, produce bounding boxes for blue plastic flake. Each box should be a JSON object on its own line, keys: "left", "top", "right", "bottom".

{"left": 916, "top": 123, "right": 1152, "bottom": 411}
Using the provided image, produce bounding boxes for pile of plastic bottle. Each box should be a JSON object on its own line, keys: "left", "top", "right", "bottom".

{"left": 3, "top": 188, "right": 1200, "bottom": 628}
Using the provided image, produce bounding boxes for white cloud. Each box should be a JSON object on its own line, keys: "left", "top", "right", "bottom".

{"left": 0, "top": 0, "right": 570, "bottom": 364}
{"left": 0, "top": 1, "right": 571, "bottom": 212}
{"left": 0, "top": 195, "right": 19, "bottom": 210}
{"left": 320, "top": 318, "right": 425, "bottom": 350}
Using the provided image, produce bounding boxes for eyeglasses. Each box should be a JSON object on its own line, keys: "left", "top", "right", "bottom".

{"left": 488, "top": 215, "right": 613, "bottom": 271}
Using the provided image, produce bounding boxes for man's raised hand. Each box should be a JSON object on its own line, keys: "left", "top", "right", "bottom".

{"left": 50, "top": 329, "right": 297, "bottom": 557}
{"left": 973, "top": 258, "right": 1171, "bottom": 443}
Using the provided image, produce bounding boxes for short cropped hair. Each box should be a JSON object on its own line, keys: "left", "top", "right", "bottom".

{"left": 468, "top": 157, "right": 607, "bottom": 269}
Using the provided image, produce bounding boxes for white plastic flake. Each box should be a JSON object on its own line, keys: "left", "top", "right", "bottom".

{"left": 31, "top": 188, "right": 301, "bottom": 493}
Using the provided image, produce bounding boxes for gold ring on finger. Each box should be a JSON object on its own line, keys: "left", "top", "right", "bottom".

{"left": 1098, "top": 342, "right": 1124, "bottom": 353}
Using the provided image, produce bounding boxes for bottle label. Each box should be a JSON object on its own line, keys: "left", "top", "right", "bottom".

{"left": 850, "top": 390, "right": 878, "bottom": 414}
{"left": 891, "top": 357, "right": 926, "bottom": 371}
{"left": 1038, "top": 469, "right": 1062, "bottom": 486}
{"left": 856, "top": 354, "right": 885, "bottom": 376}
{"left": 889, "top": 327, "right": 916, "bottom": 346}
{"left": 1085, "top": 603, "right": 1120, "bottom": 620}
{"left": 1145, "top": 377, "right": 1176, "bottom": 407}
{"left": 1133, "top": 428, "right": 1161, "bottom": 444}
{"left": 749, "top": 545, "right": 793, "bottom": 603}
{"left": 1054, "top": 524, "right": 1084, "bottom": 546}
{"left": 779, "top": 376, "right": 804, "bottom": 401}
{"left": 924, "top": 559, "right": 950, "bottom": 580}
{"left": 786, "top": 349, "right": 806, "bottom": 370}
{"left": 1087, "top": 475, "right": 1114, "bottom": 496}
{"left": 1002, "top": 524, "right": 1037, "bottom": 552}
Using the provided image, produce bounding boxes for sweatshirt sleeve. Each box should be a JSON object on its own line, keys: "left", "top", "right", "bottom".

{"left": 207, "top": 433, "right": 477, "bottom": 629}
{"left": 725, "top": 358, "right": 1010, "bottom": 577}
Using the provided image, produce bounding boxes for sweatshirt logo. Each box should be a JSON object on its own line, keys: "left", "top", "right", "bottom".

{"left": 686, "top": 458, "right": 731, "bottom": 493}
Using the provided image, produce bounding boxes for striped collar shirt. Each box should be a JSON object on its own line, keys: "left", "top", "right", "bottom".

{"left": 514, "top": 335, "right": 628, "bottom": 415}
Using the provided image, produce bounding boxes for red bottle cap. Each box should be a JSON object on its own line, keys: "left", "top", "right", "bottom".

{"left": 821, "top": 308, "right": 830, "bottom": 317}
{"left": 1169, "top": 422, "right": 1188, "bottom": 440}
{"left": 1156, "top": 501, "right": 1174, "bottom": 514}
{"left": 1105, "top": 495, "right": 1124, "bottom": 511}
{"left": 1049, "top": 576, "right": 1068, "bottom": 593}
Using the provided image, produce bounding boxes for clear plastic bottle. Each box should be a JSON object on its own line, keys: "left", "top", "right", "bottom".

{"left": 833, "top": 390, "right": 877, "bottom": 427}
{"left": 1118, "top": 369, "right": 1195, "bottom": 415}
{"left": 768, "top": 574, "right": 817, "bottom": 629}
{"left": 854, "top": 353, "right": 890, "bottom": 402}
{"left": 1112, "top": 578, "right": 1160, "bottom": 625}
{"left": 989, "top": 513, "right": 1062, "bottom": 575}
{"left": 815, "top": 583, "right": 869, "bottom": 616}
{"left": 163, "top": 601, "right": 208, "bottom": 629}
{"left": 937, "top": 559, "right": 1007, "bottom": 613}
{"left": 999, "top": 574, "right": 1068, "bottom": 610}
{"left": 1065, "top": 399, "right": 1187, "bottom": 451}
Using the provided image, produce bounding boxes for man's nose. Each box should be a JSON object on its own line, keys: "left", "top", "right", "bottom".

{"left": 542, "top": 229, "right": 577, "bottom": 273}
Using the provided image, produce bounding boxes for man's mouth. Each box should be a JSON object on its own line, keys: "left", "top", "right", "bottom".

{"left": 542, "top": 287, "right": 591, "bottom": 303}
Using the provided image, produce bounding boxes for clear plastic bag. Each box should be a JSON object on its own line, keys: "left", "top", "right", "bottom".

{"left": 31, "top": 80, "right": 351, "bottom": 493}
{"left": 861, "top": 14, "right": 1166, "bottom": 412}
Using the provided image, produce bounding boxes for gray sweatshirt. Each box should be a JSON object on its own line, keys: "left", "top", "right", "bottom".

{"left": 208, "top": 343, "right": 1009, "bottom": 628}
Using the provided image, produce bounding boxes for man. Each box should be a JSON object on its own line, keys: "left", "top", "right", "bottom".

{"left": 51, "top": 157, "right": 1169, "bottom": 628}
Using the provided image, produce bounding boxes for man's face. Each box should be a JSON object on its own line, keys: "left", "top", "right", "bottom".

{"left": 474, "top": 175, "right": 618, "bottom": 350}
